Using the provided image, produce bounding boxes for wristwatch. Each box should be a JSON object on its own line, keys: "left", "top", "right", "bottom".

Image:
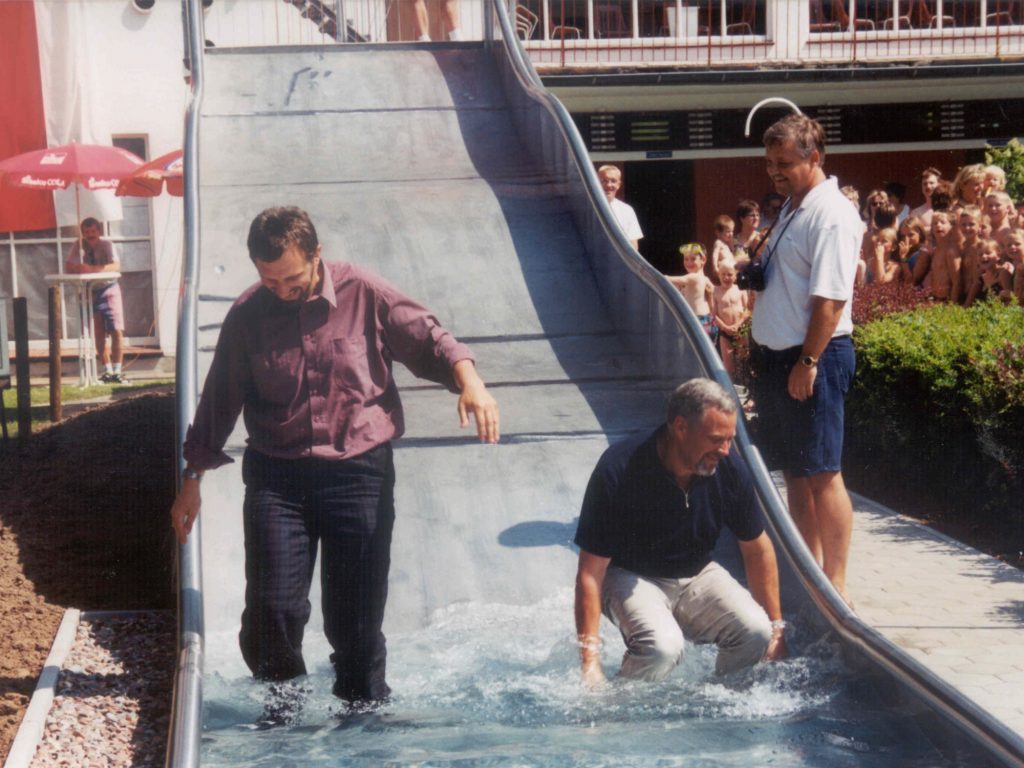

{"left": 182, "top": 467, "right": 203, "bottom": 482}
{"left": 800, "top": 354, "right": 818, "bottom": 368}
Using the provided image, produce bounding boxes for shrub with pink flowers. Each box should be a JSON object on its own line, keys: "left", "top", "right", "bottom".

{"left": 851, "top": 280, "right": 934, "bottom": 326}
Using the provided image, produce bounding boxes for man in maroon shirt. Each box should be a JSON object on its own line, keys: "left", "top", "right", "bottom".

{"left": 170, "top": 207, "right": 499, "bottom": 715}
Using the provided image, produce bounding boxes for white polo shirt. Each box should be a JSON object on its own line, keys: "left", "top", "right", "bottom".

{"left": 609, "top": 197, "right": 643, "bottom": 242}
{"left": 751, "top": 176, "right": 861, "bottom": 351}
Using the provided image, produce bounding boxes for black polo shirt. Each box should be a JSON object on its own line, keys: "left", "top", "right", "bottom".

{"left": 574, "top": 427, "right": 764, "bottom": 579}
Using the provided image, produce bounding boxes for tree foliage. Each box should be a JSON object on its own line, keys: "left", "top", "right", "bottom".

{"left": 985, "top": 138, "right": 1024, "bottom": 201}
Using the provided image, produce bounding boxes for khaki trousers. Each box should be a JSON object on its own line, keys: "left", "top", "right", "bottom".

{"left": 603, "top": 561, "right": 771, "bottom": 679}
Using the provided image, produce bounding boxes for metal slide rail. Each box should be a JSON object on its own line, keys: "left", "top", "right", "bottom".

{"left": 485, "top": 2, "right": 1024, "bottom": 765}
{"left": 169, "top": 0, "right": 206, "bottom": 766}
{"left": 167, "top": 0, "right": 1024, "bottom": 765}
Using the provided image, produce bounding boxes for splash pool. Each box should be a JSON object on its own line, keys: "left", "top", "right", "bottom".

{"left": 200, "top": 590, "right": 977, "bottom": 767}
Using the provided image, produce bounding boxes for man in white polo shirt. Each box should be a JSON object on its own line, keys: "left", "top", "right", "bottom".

{"left": 598, "top": 165, "right": 643, "bottom": 251}
{"left": 745, "top": 113, "right": 861, "bottom": 608}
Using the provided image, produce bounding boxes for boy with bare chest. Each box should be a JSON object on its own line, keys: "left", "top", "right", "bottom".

{"left": 668, "top": 243, "right": 717, "bottom": 344}
{"left": 713, "top": 261, "right": 750, "bottom": 378}
{"left": 928, "top": 211, "right": 962, "bottom": 302}
{"left": 958, "top": 207, "right": 983, "bottom": 304}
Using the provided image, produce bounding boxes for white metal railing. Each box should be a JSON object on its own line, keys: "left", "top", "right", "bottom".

{"left": 516, "top": 0, "right": 1024, "bottom": 68}
{"left": 195, "top": 0, "right": 1024, "bottom": 68}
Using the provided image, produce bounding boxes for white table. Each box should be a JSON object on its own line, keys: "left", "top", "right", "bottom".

{"left": 45, "top": 272, "right": 122, "bottom": 387}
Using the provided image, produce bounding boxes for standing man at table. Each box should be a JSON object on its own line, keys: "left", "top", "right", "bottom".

{"left": 64, "top": 217, "right": 126, "bottom": 383}
{"left": 170, "top": 206, "right": 500, "bottom": 717}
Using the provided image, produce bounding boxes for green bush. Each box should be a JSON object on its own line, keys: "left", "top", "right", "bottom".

{"left": 985, "top": 139, "right": 1024, "bottom": 202}
{"left": 848, "top": 299, "right": 1024, "bottom": 513}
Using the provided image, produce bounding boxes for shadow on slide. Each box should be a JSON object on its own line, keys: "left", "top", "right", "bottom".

{"left": 169, "top": 2, "right": 1024, "bottom": 766}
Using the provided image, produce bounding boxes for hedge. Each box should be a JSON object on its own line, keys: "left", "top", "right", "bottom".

{"left": 847, "top": 298, "right": 1024, "bottom": 516}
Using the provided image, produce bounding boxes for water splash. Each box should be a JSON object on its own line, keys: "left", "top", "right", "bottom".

{"left": 201, "top": 589, "right": 960, "bottom": 767}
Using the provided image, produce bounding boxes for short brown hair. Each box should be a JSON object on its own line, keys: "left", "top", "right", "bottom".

{"left": 247, "top": 206, "right": 319, "bottom": 263}
{"left": 735, "top": 199, "right": 760, "bottom": 223}
{"left": 763, "top": 114, "right": 825, "bottom": 159}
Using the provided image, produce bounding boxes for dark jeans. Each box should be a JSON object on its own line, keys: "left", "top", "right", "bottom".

{"left": 239, "top": 444, "right": 396, "bottom": 703}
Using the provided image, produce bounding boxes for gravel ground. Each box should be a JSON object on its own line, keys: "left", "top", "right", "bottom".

{"left": 29, "top": 613, "right": 175, "bottom": 768}
{"left": 0, "top": 392, "right": 175, "bottom": 763}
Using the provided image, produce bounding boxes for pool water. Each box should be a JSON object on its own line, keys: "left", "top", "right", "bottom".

{"left": 201, "top": 589, "right": 966, "bottom": 767}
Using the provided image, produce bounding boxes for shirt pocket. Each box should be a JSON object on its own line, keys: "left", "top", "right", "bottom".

{"left": 329, "top": 336, "right": 373, "bottom": 397}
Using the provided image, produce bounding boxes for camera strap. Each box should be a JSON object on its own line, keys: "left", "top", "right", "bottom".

{"left": 755, "top": 197, "right": 797, "bottom": 280}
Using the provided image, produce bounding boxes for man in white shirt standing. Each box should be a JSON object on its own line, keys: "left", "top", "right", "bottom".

{"left": 598, "top": 165, "right": 643, "bottom": 251}
{"left": 744, "top": 114, "right": 861, "bottom": 608}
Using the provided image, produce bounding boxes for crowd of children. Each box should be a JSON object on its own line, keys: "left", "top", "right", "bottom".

{"left": 851, "top": 164, "right": 1021, "bottom": 307}
{"left": 668, "top": 162, "right": 1023, "bottom": 383}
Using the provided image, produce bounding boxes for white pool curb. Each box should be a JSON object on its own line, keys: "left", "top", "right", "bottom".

{"left": 3, "top": 608, "right": 80, "bottom": 768}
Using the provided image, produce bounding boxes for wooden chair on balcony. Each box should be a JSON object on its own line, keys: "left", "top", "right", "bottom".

{"left": 810, "top": 0, "right": 875, "bottom": 32}
{"left": 515, "top": 1, "right": 582, "bottom": 39}
{"left": 918, "top": 0, "right": 955, "bottom": 28}
{"left": 514, "top": 4, "right": 539, "bottom": 39}
{"left": 875, "top": 0, "right": 941, "bottom": 29}
{"left": 725, "top": 0, "right": 757, "bottom": 34}
{"left": 985, "top": 1, "right": 1023, "bottom": 26}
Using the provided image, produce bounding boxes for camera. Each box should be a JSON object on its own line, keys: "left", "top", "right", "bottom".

{"left": 736, "top": 260, "right": 767, "bottom": 292}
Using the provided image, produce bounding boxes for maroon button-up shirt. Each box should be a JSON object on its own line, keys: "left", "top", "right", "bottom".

{"left": 183, "top": 260, "right": 474, "bottom": 469}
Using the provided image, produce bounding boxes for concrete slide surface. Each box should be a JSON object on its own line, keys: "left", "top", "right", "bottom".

{"left": 195, "top": 44, "right": 680, "bottom": 670}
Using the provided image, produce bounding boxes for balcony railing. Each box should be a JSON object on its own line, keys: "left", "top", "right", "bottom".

{"left": 514, "top": 0, "right": 1024, "bottom": 68}
{"left": 200, "top": 1, "right": 1024, "bottom": 70}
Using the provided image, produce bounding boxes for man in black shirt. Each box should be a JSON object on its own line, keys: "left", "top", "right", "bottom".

{"left": 574, "top": 379, "right": 786, "bottom": 687}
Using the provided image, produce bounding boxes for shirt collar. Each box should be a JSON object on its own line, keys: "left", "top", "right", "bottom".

{"left": 644, "top": 425, "right": 707, "bottom": 494}
{"left": 792, "top": 175, "right": 838, "bottom": 212}
{"left": 315, "top": 260, "right": 338, "bottom": 308}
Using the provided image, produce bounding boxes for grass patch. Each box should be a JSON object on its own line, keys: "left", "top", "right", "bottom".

{"left": 1, "top": 379, "right": 174, "bottom": 438}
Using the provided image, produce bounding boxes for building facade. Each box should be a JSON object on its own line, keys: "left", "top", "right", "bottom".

{"left": 2, "top": 0, "right": 1021, "bottom": 353}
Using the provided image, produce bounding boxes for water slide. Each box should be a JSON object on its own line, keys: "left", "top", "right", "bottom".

{"left": 170, "top": 2, "right": 1024, "bottom": 766}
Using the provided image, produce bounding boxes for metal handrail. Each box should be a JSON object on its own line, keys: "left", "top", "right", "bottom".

{"left": 167, "top": 1, "right": 206, "bottom": 766}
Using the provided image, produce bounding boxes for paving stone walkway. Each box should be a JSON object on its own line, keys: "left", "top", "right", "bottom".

{"left": 846, "top": 492, "right": 1024, "bottom": 737}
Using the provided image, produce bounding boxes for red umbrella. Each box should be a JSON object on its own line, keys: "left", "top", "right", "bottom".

{"left": 0, "top": 141, "right": 145, "bottom": 230}
{"left": 115, "top": 149, "right": 183, "bottom": 198}
{"left": 0, "top": 141, "right": 144, "bottom": 192}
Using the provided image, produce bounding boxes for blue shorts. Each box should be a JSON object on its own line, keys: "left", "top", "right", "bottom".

{"left": 92, "top": 283, "right": 125, "bottom": 333}
{"left": 698, "top": 313, "right": 719, "bottom": 346}
{"left": 750, "top": 336, "right": 855, "bottom": 478}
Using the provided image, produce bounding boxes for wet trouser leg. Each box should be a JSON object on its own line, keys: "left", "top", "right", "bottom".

{"left": 238, "top": 446, "right": 396, "bottom": 703}
{"left": 318, "top": 445, "right": 395, "bottom": 703}
{"left": 239, "top": 451, "right": 317, "bottom": 682}
{"left": 603, "top": 562, "right": 771, "bottom": 680}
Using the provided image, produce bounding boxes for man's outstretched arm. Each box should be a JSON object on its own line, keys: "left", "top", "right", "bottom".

{"left": 453, "top": 359, "right": 500, "bottom": 444}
